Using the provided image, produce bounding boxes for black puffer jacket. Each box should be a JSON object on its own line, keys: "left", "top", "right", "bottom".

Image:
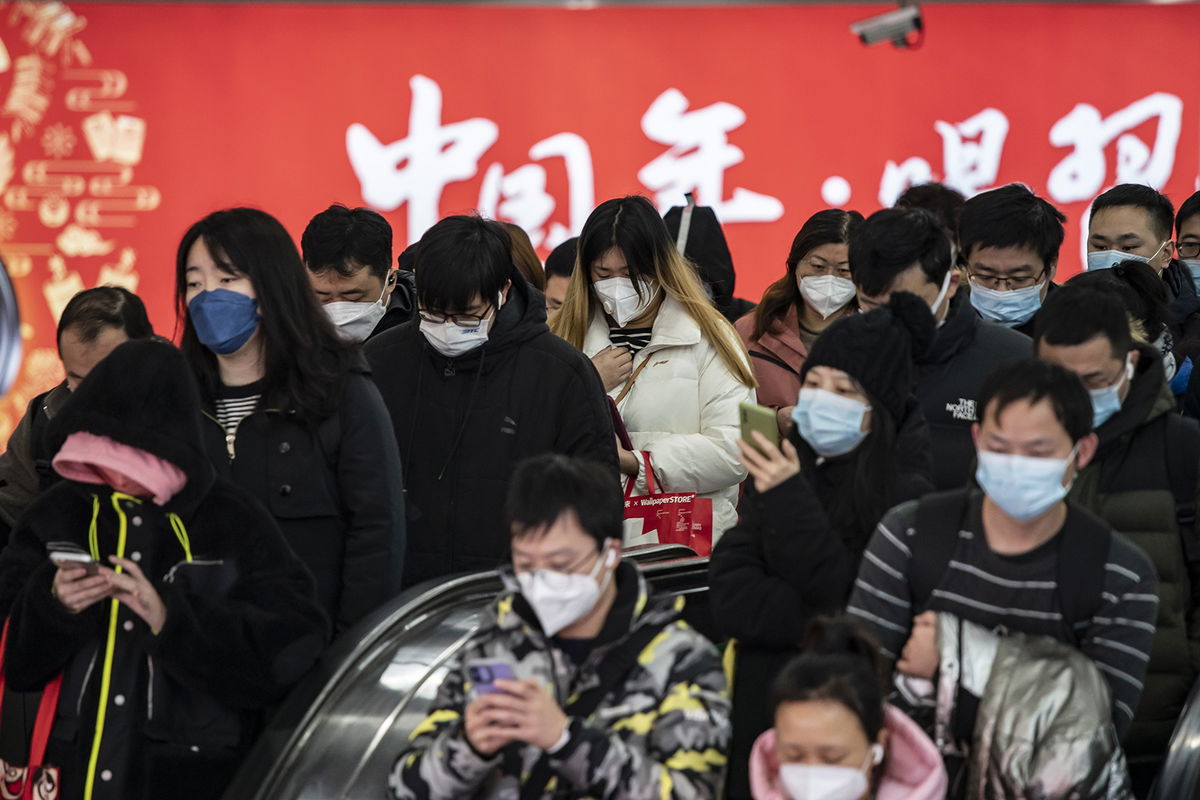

{"left": 198, "top": 360, "right": 405, "bottom": 632}
{"left": 364, "top": 276, "right": 618, "bottom": 588}
{"left": 0, "top": 340, "right": 329, "bottom": 800}
{"left": 917, "top": 299, "right": 1031, "bottom": 490}
{"left": 708, "top": 396, "right": 934, "bottom": 800}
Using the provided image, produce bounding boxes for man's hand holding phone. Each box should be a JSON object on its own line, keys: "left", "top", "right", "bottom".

{"left": 50, "top": 551, "right": 109, "bottom": 614}
{"left": 463, "top": 660, "right": 568, "bottom": 756}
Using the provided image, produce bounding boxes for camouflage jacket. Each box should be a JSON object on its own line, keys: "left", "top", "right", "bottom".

{"left": 388, "top": 561, "right": 731, "bottom": 800}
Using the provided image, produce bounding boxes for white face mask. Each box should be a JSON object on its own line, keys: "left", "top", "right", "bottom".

{"left": 323, "top": 279, "right": 389, "bottom": 343}
{"left": 419, "top": 292, "right": 501, "bottom": 358}
{"left": 800, "top": 275, "right": 856, "bottom": 319}
{"left": 594, "top": 277, "right": 657, "bottom": 328}
{"left": 778, "top": 744, "right": 883, "bottom": 800}
{"left": 516, "top": 540, "right": 616, "bottom": 637}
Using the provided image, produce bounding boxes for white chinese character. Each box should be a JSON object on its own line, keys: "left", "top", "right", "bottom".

{"left": 3, "top": 54, "right": 51, "bottom": 141}
{"left": 1047, "top": 93, "right": 1183, "bottom": 204}
{"left": 878, "top": 157, "right": 934, "bottom": 207}
{"left": 935, "top": 108, "right": 1009, "bottom": 196}
{"left": 478, "top": 132, "right": 594, "bottom": 249}
{"left": 346, "top": 75, "right": 498, "bottom": 243}
{"left": 638, "top": 88, "right": 782, "bottom": 223}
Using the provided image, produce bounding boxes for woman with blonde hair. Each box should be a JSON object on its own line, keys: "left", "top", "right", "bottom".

{"left": 552, "top": 195, "right": 755, "bottom": 539}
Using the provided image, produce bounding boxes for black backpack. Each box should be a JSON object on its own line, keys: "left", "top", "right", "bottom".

{"left": 907, "top": 489, "right": 1109, "bottom": 643}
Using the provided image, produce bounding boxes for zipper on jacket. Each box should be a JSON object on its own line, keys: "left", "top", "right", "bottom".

{"left": 202, "top": 408, "right": 282, "bottom": 462}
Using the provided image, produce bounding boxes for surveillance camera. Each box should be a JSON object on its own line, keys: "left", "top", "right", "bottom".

{"left": 850, "top": 5, "right": 923, "bottom": 48}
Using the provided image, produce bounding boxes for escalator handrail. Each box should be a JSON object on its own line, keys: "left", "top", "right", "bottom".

{"left": 1150, "top": 674, "right": 1200, "bottom": 799}
{"left": 227, "top": 552, "right": 710, "bottom": 799}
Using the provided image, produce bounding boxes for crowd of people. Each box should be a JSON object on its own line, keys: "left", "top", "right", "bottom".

{"left": 0, "top": 179, "right": 1199, "bottom": 800}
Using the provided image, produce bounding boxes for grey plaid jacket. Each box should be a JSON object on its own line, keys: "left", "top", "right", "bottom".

{"left": 388, "top": 562, "right": 731, "bottom": 800}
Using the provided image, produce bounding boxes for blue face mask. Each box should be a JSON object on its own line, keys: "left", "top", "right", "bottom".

{"left": 188, "top": 289, "right": 260, "bottom": 355}
{"left": 969, "top": 280, "right": 1044, "bottom": 327}
{"left": 1086, "top": 240, "right": 1166, "bottom": 272}
{"left": 1182, "top": 259, "right": 1200, "bottom": 288}
{"left": 1089, "top": 355, "right": 1134, "bottom": 429}
{"left": 791, "top": 387, "right": 871, "bottom": 458}
{"left": 975, "top": 446, "right": 1077, "bottom": 522}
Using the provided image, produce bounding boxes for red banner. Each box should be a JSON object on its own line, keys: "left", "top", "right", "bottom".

{"left": 0, "top": 1, "right": 1195, "bottom": 438}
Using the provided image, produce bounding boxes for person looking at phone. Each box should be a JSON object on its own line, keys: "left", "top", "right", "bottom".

{"left": 389, "top": 453, "right": 731, "bottom": 800}
{"left": 0, "top": 286, "right": 155, "bottom": 546}
{"left": 0, "top": 339, "right": 328, "bottom": 800}
{"left": 709, "top": 293, "right": 935, "bottom": 800}
{"left": 735, "top": 209, "right": 864, "bottom": 428}
{"left": 552, "top": 196, "right": 755, "bottom": 541}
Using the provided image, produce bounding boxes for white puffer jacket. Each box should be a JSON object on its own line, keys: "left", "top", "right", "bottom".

{"left": 583, "top": 295, "right": 753, "bottom": 539}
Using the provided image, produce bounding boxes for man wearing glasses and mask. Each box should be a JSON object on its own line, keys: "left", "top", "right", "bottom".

{"left": 364, "top": 215, "right": 617, "bottom": 589}
{"left": 388, "top": 454, "right": 730, "bottom": 800}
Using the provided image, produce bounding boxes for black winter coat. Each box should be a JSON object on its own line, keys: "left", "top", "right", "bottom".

{"left": 199, "top": 364, "right": 405, "bottom": 632}
{"left": 916, "top": 300, "right": 1031, "bottom": 490}
{"left": 0, "top": 340, "right": 329, "bottom": 800}
{"left": 364, "top": 277, "right": 618, "bottom": 588}
{"left": 708, "top": 397, "right": 934, "bottom": 800}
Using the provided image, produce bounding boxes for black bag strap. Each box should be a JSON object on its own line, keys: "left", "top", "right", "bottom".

{"left": 749, "top": 350, "right": 800, "bottom": 378}
{"left": 519, "top": 619, "right": 669, "bottom": 800}
{"left": 1055, "top": 509, "right": 1109, "bottom": 642}
{"left": 1163, "top": 414, "right": 1199, "bottom": 543}
{"left": 909, "top": 490, "right": 971, "bottom": 611}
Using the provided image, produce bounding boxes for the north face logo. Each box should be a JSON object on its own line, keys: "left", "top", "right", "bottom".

{"left": 946, "top": 398, "right": 977, "bottom": 421}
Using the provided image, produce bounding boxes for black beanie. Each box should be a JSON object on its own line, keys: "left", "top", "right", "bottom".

{"left": 800, "top": 292, "right": 936, "bottom": 425}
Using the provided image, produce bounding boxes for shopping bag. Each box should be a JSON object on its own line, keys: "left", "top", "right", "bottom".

{"left": 623, "top": 453, "right": 713, "bottom": 556}
{"left": 0, "top": 619, "right": 62, "bottom": 800}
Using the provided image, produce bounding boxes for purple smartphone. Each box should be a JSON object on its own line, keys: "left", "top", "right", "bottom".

{"left": 466, "top": 659, "right": 517, "bottom": 700}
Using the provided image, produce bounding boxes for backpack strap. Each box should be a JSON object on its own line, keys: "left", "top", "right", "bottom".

{"left": 909, "top": 490, "right": 972, "bottom": 612}
{"left": 1055, "top": 506, "right": 1110, "bottom": 641}
{"left": 1163, "top": 414, "right": 1200, "bottom": 550}
{"left": 519, "top": 618, "right": 670, "bottom": 800}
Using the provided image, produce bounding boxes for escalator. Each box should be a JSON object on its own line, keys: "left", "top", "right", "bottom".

{"left": 223, "top": 545, "right": 709, "bottom": 800}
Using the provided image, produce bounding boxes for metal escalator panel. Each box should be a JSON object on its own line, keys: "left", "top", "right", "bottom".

{"left": 1150, "top": 676, "right": 1200, "bottom": 800}
{"left": 226, "top": 553, "right": 712, "bottom": 800}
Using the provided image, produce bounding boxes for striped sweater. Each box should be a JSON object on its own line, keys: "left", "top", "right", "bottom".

{"left": 848, "top": 494, "right": 1158, "bottom": 737}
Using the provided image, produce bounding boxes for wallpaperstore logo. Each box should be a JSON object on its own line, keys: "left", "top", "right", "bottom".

{"left": 946, "top": 398, "right": 977, "bottom": 422}
{"left": 625, "top": 496, "right": 690, "bottom": 508}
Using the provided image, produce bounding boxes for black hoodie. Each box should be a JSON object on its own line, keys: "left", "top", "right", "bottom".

{"left": 365, "top": 276, "right": 618, "bottom": 588}
{"left": 0, "top": 340, "right": 328, "bottom": 800}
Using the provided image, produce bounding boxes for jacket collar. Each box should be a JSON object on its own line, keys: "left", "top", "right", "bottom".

{"left": 1094, "top": 343, "right": 1173, "bottom": 448}
{"left": 584, "top": 293, "right": 701, "bottom": 355}
{"left": 920, "top": 299, "right": 979, "bottom": 366}
{"left": 753, "top": 303, "right": 808, "bottom": 363}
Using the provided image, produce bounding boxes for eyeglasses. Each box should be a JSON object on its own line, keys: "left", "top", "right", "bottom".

{"left": 417, "top": 303, "right": 495, "bottom": 328}
{"left": 1179, "top": 242, "right": 1200, "bottom": 260}
{"left": 797, "top": 259, "right": 852, "bottom": 279}
{"left": 967, "top": 267, "right": 1045, "bottom": 291}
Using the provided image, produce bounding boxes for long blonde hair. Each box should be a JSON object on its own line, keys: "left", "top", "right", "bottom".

{"left": 551, "top": 196, "right": 755, "bottom": 388}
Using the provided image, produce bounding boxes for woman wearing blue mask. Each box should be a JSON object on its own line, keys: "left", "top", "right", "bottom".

{"left": 709, "top": 292, "right": 935, "bottom": 800}
{"left": 176, "top": 207, "right": 405, "bottom": 633}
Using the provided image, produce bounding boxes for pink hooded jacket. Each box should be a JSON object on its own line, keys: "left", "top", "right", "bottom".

{"left": 749, "top": 704, "right": 948, "bottom": 800}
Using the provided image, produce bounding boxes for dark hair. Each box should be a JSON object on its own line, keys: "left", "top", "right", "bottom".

{"left": 894, "top": 182, "right": 966, "bottom": 239}
{"left": 545, "top": 237, "right": 578, "bottom": 280}
{"left": 978, "top": 358, "right": 1092, "bottom": 443}
{"left": 301, "top": 204, "right": 393, "bottom": 281}
{"left": 57, "top": 286, "right": 153, "bottom": 351}
{"left": 1062, "top": 261, "right": 1169, "bottom": 346}
{"left": 1036, "top": 284, "right": 1133, "bottom": 359}
{"left": 501, "top": 221, "right": 546, "bottom": 291}
{"left": 175, "top": 207, "right": 357, "bottom": 423}
{"left": 850, "top": 207, "right": 953, "bottom": 297}
{"left": 506, "top": 454, "right": 622, "bottom": 546}
{"left": 958, "top": 184, "right": 1066, "bottom": 272}
{"left": 1090, "top": 184, "right": 1175, "bottom": 242}
{"left": 771, "top": 616, "right": 887, "bottom": 741}
{"left": 1177, "top": 191, "right": 1200, "bottom": 235}
{"left": 751, "top": 209, "right": 864, "bottom": 341}
{"left": 414, "top": 215, "right": 515, "bottom": 313}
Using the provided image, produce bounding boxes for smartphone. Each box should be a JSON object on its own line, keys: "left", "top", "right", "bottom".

{"left": 49, "top": 550, "right": 99, "bottom": 575}
{"left": 465, "top": 658, "right": 518, "bottom": 701}
{"left": 739, "top": 401, "right": 781, "bottom": 455}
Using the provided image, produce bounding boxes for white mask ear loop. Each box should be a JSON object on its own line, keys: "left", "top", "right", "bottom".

{"left": 930, "top": 269, "right": 953, "bottom": 316}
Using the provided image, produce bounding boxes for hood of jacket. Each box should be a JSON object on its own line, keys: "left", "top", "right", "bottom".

{"left": 1094, "top": 343, "right": 1174, "bottom": 451}
{"left": 748, "top": 705, "right": 947, "bottom": 800}
{"left": 44, "top": 338, "right": 215, "bottom": 515}
{"left": 922, "top": 296, "right": 982, "bottom": 367}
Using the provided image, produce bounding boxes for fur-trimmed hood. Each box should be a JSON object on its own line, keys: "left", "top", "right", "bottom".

{"left": 44, "top": 338, "right": 215, "bottom": 515}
